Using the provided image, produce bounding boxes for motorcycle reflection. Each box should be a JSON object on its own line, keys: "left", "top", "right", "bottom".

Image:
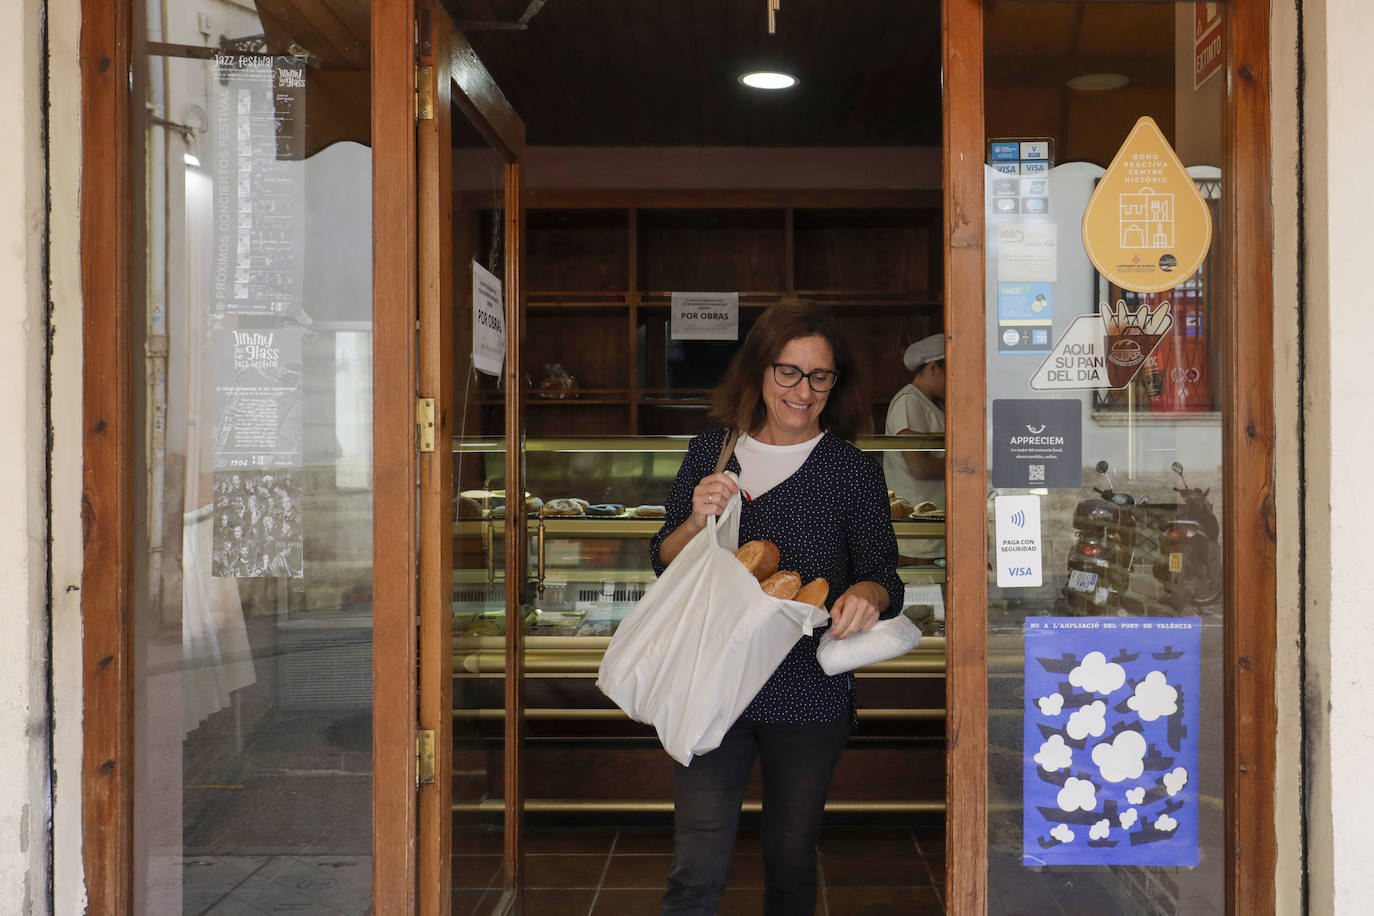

{"left": 1064, "top": 461, "right": 1139, "bottom": 614}
{"left": 1149, "top": 461, "right": 1222, "bottom": 609}
{"left": 1064, "top": 460, "right": 1222, "bottom": 614}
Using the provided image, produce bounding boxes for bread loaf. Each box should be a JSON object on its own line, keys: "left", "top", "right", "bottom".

{"left": 794, "top": 578, "right": 829, "bottom": 609}
{"left": 889, "top": 496, "right": 914, "bottom": 520}
{"left": 734, "top": 540, "right": 780, "bottom": 581}
{"left": 760, "top": 571, "right": 802, "bottom": 600}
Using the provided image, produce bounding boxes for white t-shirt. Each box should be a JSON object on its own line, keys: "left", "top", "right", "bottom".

{"left": 882, "top": 383, "right": 945, "bottom": 507}
{"left": 734, "top": 432, "right": 824, "bottom": 500}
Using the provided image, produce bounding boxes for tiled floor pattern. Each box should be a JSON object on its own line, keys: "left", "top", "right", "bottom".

{"left": 452, "top": 823, "right": 947, "bottom": 916}
{"left": 172, "top": 854, "right": 372, "bottom": 915}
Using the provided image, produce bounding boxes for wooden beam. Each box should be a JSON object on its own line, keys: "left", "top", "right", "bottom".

{"left": 372, "top": 1, "right": 419, "bottom": 912}
{"left": 1224, "top": 1, "right": 1278, "bottom": 912}
{"left": 417, "top": 3, "right": 455, "bottom": 915}
{"left": 450, "top": 26, "right": 525, "bottom": 163}
{"left": 942, "top": 0, "right": 987, "bottom": 912}
{"left": 80, "top": 0, "right": 134, "bottom": 911}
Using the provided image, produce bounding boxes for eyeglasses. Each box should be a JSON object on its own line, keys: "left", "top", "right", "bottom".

{"left": 771, "top": 363, "right": 837, "bottom": 392}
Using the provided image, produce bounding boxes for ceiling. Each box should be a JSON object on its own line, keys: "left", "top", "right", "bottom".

{"left": 441, "top": 0, "right": 945, "bottom": 147}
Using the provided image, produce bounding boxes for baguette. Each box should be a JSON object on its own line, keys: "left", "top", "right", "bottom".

{"left": 760, "top": 571, "right": 802, "bottom": 600}
{"left": 734, "top": 540, "right": 780, "bottom": 581}
{"left": 793, "top": 578, "right": 830, "bottom": 609}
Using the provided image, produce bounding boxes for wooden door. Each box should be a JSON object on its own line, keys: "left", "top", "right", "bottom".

{"left": 415, "top": 4, "right": 527, "bottom": 913}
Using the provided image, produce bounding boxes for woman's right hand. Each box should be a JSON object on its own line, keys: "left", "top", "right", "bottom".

{"left": 689, "top": 472, "right": 740, "bottom": 531}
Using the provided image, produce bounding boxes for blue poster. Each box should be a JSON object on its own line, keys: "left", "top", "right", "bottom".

{"left": 1022, "top": 617, "right": 1201, "bottom": 867}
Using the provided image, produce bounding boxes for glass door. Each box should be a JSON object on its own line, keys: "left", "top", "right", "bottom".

{"left": 943, "top": 0, "right": 1275, "bottom": 912}
{"left": 414, "top": 3, "right": 527, "bottom": 912}
{"left": 129, "top": 0, "right": 389, "bottom": 911}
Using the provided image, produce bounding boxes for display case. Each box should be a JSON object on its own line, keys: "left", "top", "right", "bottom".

{"left": 450, "top": 435, "right": 949, "bottom": 815}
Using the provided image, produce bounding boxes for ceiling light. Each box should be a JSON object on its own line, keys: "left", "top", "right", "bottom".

{"left": 183, "top": 152, "right": 201, "bottom": 168}
{"left": 1066, "top": 73, "right": 1130, "bottom": 91}
{"left": 740, "top": 71, "right": 797, "bottom": 90}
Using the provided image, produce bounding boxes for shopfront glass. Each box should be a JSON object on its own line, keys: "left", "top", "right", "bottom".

{"left": 983, "top": 2, "right": 1226, "bottom": 912}
{"left": 134, "top": 2, "right": 373, "bottom": 911}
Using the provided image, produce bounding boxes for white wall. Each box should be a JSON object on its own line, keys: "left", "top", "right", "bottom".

{"left": 50, "top": 0, "right": 86, "bottom": 910}
{"left": 1270, "top": 1, "right": 1304, "bottom": 913}
{"left": 1303, "top": 1, "right": 1374, "bottom": 913}
{"left": 0, "top": 0, "right": 54, "bottom": 911}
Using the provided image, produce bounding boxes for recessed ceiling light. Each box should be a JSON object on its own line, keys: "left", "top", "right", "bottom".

{"left": 740, "top": 71, "right": 797, "bottom": 90}
{"left": 1066, "top": 73, "right": 1130, "bottom": 91}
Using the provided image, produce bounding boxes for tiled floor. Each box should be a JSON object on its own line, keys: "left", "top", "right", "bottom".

{"left": 452, "top": 822, "right": 947, "bottom": 916}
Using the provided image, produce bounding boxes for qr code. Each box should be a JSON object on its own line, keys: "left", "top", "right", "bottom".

{"left": 1028, "top": 464, "right": 1046, "bottom": 482}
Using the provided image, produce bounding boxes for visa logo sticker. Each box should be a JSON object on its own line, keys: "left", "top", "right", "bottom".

{"left": 995, "top": 494, "right": 1043, "bottom": 588}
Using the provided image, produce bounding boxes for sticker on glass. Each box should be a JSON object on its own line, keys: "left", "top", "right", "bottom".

{"left": 1082, "top": 116, "right": 1212, "bottom": 293}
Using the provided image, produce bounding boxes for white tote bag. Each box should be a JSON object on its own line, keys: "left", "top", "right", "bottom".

{"left": 597, "top": 491, "right": 829, "bottom": 766}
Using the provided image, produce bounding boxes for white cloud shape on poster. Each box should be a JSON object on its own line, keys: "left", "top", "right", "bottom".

{"left": 1038, "top": 693, "right": 1065, "bottom": 716}
{"left": 1035, "top": 735, "right": 1074, "bottom": 772}
{"left": 1164, "top": 767, "right": 1189, "bottom": 796}
{"left": 1090, "top": 819, "right": 1110, "bottom": 841}
{"left": 1069, "top": 651, "right": 1127, "bottom": 696}
{"left": 1091, "top": 729, "right": 1147, "bottom": 783}
{"left": 1057, "top": 776, "right": 1098, "bottom": 813}
{"left": 1120, "top": 808, "right": 1138, "bottom": 829}
{"left": 1154, "top": 814, "right": 1178, "bottom": 832}
{"left": 1066, "top": 700, "right": 1108, "bottom": 740}
{"left": 1126, "top": 670, "right": 1179, "bottom": 722}
{"left": 1126, "top": 787, "right": 1146, "bottom": 805}
{"left": 1050, "top": 823, "right": 1075, "bottom": 844}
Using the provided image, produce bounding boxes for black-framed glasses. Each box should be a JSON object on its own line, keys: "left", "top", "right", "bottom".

{"left": 771, "top": 363, "right": 838, "bottom": 392}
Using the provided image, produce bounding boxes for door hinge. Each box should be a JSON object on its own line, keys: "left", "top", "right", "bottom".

{"left": 416, "top": 397, "right": 436, "bottom": 452}
{"left": 417, "top": 729, "right": 436, "bottom": 786}
{"left": 416, "top": 65, "right": 435, "bottom": 121}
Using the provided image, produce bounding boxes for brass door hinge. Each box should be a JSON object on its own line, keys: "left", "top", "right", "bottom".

{"left": 416, "top": 398, "right": 436, "bottom": 452}
{"left": 416, "top": 65, "right": 435, "bottom": 120}
{"left": 417, "top": 729, "right": 436, "bottom": 786}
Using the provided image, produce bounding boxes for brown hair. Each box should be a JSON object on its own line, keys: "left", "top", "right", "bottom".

{"left": 708, "top": 299, "right": 871, "bottom": 441}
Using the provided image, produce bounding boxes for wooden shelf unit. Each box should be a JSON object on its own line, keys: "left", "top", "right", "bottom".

{"left": 458, "top": 190, "right": 945, "bottom": 437}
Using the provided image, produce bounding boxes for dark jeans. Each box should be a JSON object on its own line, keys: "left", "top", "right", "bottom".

{"left": 660, "top": 714, "right": 851, "bottom": 916}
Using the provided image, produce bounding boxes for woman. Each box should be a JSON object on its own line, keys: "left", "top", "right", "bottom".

{"left": 650, "top": 300, "right": 903, "bottom": 915}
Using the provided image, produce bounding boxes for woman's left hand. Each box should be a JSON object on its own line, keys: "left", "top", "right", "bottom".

{"left": 826, "top": 582, "right": 888, "bottom": 640}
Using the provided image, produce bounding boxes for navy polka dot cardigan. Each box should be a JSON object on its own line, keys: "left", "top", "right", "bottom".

{"left": 649, "top": 427, "right": 905, "bottom": 725}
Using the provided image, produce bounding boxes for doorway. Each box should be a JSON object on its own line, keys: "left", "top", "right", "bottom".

{"left": 82, "top": 0, "right": 1277, "bottom": 913}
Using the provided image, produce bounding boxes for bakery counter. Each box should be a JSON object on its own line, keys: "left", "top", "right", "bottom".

{"left": 451, "top": 635, "right": 949, "bottom": 813}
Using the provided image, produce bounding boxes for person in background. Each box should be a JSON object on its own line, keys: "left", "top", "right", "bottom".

{"left": 650, "top": 300, "right": 903, "bottom": 915}
{"left": 884, "top": 334, "right": 946, "bottom": 564}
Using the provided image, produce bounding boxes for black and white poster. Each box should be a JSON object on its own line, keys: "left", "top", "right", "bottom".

{"left": 211, "top": 327, "right": 303, "bottom": 471}
{"left": 992, "top": 398, "right": 1082, "bottom": 488}
{"left": 211, "top": 469, "right": 304, "bottom": 579}
{"left": 210, "top": 53, "right": 307, "bottom": 318}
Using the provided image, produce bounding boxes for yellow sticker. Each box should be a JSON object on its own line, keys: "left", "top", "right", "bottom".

{"left": 1169, "top": 552, "right": 1184, "bottom": 573}
{"left": 1082, "top": 116, "right": 1213, "bottom": 293}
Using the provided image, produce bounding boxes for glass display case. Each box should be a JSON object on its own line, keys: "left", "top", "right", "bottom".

{"left": 450, "top": 435, "right": 950, "bottom": 814}
{"left": 450, "top": 435, "right": 948, "bottom": 641}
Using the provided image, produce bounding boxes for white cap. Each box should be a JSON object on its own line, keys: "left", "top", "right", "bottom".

{"left": 903, "top": 334, "right": 945, "bottom": 372}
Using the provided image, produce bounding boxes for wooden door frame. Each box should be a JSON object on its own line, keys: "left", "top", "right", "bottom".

{"left": 415, "top": 5, "right": 527, "bottom": 913}
{"left": 77, "top": 0, "right": 430, "bottom": 910}
{"left": 941, "top": 1, "right": 1277, "bottom": 913}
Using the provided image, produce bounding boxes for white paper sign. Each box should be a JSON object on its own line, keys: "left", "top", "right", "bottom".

{"left": 996, "top": 223, "right": 1058, "bottom": 282}
{"left": 472, "top": 261, "right": 505, "bottom": 376}
{"left": 670, "top": 292, "right": 739, "bottom": 341}
{"left": 995, "top": 494, "right": 1043, "bottom": 588}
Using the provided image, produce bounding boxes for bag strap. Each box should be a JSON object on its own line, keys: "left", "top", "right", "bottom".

{"left": 713, "top": 428, "right": 741, "bottom": 476}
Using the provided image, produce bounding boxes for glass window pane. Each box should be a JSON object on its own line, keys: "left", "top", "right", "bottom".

{"left": 135, "top": 4, "right": 373, "bottom": 911}
{"left": 983, "top": 2, "right": 1225, "bottom": 912}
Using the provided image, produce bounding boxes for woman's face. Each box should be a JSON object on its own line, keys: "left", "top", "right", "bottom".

{"left": 756, "top": 334, "right": 834, "bottom": 445}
